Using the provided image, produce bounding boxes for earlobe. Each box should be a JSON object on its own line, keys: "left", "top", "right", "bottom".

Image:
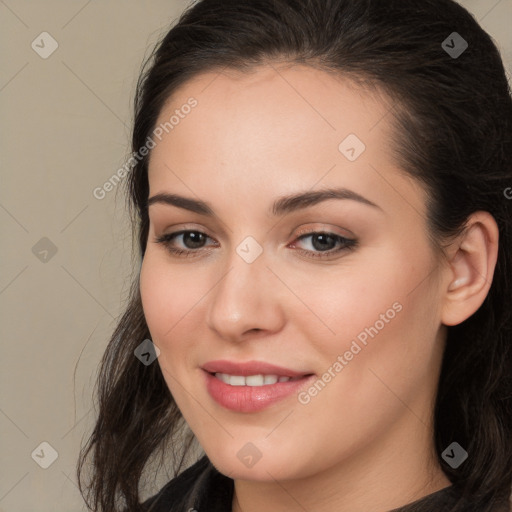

{"left": 441, "top": 211, "right": 499, "bottom": 326}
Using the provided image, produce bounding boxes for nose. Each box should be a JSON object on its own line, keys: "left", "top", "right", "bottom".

{"left": 205, "top": 249, "right": 286, "bottom": 342}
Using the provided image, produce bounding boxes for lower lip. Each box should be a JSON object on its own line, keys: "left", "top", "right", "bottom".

{"left": 203, "top": 370, "right": 315, "bottom": 413}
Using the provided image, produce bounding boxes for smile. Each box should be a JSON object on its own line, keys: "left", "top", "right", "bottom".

{"left": 213, "top": 373, "right": 303, "bottom": 386}
{"left": 202, "top": 363, "right": 315, "bottom": 413}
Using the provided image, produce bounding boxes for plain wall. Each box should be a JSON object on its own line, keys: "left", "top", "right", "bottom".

{"left": 1, "top": 1, "right": 511, "bottom": 510}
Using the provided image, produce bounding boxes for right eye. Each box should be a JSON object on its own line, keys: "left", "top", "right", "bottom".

{"left": 154, "top": 230, "right": 218, "bottom": 257}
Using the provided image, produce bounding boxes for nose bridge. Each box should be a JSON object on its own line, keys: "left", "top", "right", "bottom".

{"left": 206, "top": 243, "right": 283, "bottom": 339}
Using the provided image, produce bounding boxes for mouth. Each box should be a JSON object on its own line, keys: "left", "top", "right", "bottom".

{"left": 201, "top": 360, "right": 315, "bottom": 412}
{"left": 211, "top": 372, "right": 305, "bottom": 386}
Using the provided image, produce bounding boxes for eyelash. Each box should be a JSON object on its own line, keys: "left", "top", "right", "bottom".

{"left": 154, "top": 229, "right": 357, "bottom": 260}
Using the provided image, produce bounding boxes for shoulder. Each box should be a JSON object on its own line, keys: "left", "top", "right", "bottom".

{"left": 140, "top": 455, "right": 233, "bottom": 512}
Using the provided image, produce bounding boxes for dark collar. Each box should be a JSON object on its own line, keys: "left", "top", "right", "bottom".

{"left": 143, "top": 455, "right": 511, "bottom": 512}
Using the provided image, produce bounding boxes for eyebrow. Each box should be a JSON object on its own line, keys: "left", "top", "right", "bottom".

{"left": 147, "top": 187, "right": 382, "bottom": 216}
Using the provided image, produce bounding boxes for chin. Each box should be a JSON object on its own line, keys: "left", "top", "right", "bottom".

{"left": 206, "top": 445, "right": 298, "bottom": 481}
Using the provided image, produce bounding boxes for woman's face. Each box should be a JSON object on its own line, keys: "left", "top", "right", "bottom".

{"left": 140, "top": 64, "right": 448, "bottom": 481}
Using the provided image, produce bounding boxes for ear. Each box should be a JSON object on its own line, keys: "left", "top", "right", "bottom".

{"left": 441, "top": 211, "right": 499, "bottom": 326}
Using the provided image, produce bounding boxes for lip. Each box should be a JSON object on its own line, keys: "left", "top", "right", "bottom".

{"left": 201, "top": 360, "right": 315, "bottom": 413}
{"left": 202, "top": 360, "right": 310, "bottom": 378}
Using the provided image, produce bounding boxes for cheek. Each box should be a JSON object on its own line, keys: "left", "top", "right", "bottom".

{"left": 139, "top": 257, "right": 172, "bottom": 337}
{"left": 284, "top": 254, "right": 406, "bottom": 348}
{"left": 288, "top": 274, "right": 440, "bottom": 467}
{"left": 139, "top": 255, "right": 203, "bottom": 401}
{"left": 139, "top": 253, "right": 206, "bottom": 341}
{"left": 291, "top": 245, "right": 440, "bottom": 384}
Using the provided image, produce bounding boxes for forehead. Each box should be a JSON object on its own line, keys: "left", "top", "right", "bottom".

{"left": 152, "top": 63, "right": 394, "bottom": 162}
{"left": 147, "top": 63, "right": 427, "bottom": 221}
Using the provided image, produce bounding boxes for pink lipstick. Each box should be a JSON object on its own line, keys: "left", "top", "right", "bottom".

{"left": 202, "top": 360, "right": 315, "bottom": 413}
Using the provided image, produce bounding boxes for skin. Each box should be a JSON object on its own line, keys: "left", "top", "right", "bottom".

{"left": 139, "top": 63, "right": 498, "bottom": 512}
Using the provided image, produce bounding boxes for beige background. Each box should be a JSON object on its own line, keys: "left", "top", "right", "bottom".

{"left": 1, "top": 1, "right": 511, "bottom": 510}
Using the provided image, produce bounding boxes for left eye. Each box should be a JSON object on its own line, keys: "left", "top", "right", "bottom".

{"left": 290, "top": 232, "right": 357, "bottom": 256}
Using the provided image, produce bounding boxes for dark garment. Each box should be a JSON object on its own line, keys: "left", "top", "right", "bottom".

{"left": 142, "top": 455, "right": 511, "bottom": 512}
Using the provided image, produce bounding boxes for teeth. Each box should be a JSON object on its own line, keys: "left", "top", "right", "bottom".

{"left": 215, "top": 373, "right": 293, "bottom": 386}
{"left": 263, "top": 375, "right": 278, "bottom": 385}
{"left": 229, "top": 375, "right": 246, "bottom": 386}
{"left": 247, "top": 375, "right": 268, "bottom": 386}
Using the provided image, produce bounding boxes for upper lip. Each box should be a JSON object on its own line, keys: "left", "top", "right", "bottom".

{"left": 202, "top": 360, "right": 313, "bottom": 378}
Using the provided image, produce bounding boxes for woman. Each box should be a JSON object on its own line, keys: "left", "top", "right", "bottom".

{"left": 77, "top": 0, "right": 512, "bottom": 511}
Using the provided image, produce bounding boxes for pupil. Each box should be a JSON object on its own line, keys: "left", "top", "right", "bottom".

{"left": 312, "top": 233, "right": 335, "bottom": 251}
{"left": 184, "top": 232, "right": 205, "bottom": 249}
